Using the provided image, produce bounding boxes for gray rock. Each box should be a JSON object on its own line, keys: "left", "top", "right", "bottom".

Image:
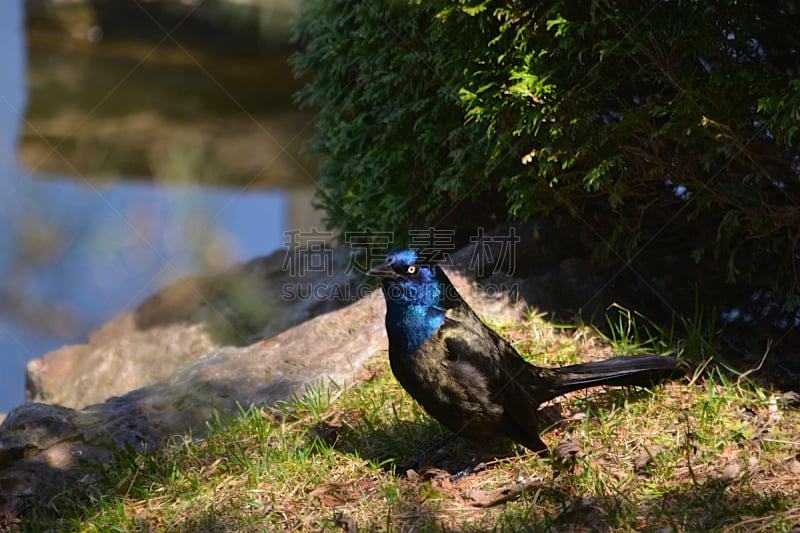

{"left": 25, "top": 317, "right": 219, "bottom": 410}
{"left": 26, "top": 248, "right": 364, "bottom": 408}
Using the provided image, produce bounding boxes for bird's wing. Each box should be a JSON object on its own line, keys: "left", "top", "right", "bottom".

{"left": 439, "top": 311, "right": 531, "bottom": 404}
{"left": 439, "top": 315, "right": 549, "bottom": 452}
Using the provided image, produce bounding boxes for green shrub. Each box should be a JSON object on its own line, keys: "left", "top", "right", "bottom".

{"left": 292, "top": 0, "right": 800, "bottom": 307}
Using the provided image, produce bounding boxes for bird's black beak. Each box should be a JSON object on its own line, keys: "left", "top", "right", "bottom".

{"left": 367, "top": 261, "right": 398, "bottom": 279}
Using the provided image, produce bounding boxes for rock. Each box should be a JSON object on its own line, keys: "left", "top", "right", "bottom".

{"left": 0, "top": 403, "right": 112, "bottom": 518}
{"left": 25, "top": 317, "right": 217, "bottom": 410}
{"left": 0, "top": 404, "right": 79, "bottom": 458}
{"left": 26, "top": 248, "right": 364, "bottom": 408}
{"left": 3, "top": 257, "right": 529, "bottom": 519}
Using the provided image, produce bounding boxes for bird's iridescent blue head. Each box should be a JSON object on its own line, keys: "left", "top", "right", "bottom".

{"left": 367, "top": 248, "right": 442, "bottom": 308}
{"left": 368, "top": 248, "right": 446, "bottom": 354}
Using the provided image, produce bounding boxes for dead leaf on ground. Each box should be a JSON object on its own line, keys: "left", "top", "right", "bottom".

{"left": 715, "top": 460, "right": 741, "bottom": 483}
{"left": 420, "top": 467, "right": 452, "bottom": 482}
{"left": 785, "top": 454, "right": 800, "bottom": 474}
{"left": 403, "top": 466, "right": 453, "bottom": 484}
{"left": 403, "top": 468, "right": 421, "bottom": 481}
{"left": 353, "top": 366, "right": 382, "bottom": 384}
{"left": 463, "top": 479, "right": 549, "bottom": 507}
{"left": 781, "top": 391, "right": 800, "bottom": 409}
{"left": 555, "top": 437, "right": 583, "bottom": 460}
{"left": 633, "top": 444, "right": 668, "bottom": 471}
{"left": 309, "top": 479, "right": 372, "bottom": 506}
{"left": 609, "top": 467, "right": 627, "bottom": 482}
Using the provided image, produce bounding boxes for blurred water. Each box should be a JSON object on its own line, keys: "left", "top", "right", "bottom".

{"left": 0, "top": 0, "right": 309, "bottom": 412}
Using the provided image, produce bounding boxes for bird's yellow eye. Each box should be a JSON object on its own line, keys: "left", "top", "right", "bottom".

{"left": 406, "top": 265, "right": 417, "bottom": 275}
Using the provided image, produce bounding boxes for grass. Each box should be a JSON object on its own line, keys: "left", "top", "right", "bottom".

{"left": 15, "top": 312, "right": 800, "bottom": 532}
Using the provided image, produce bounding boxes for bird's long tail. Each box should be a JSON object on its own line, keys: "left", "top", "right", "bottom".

{"left": 540, "top": 354, "right": 681, "bottom": 401}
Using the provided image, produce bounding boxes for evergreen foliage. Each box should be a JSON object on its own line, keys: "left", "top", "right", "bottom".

{"left": 293, "top": 1, "right": 800, "bottom": 306}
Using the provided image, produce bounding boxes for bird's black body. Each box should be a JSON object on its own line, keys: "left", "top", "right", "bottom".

{"left": 369, "top": 248, "right": 679, "bottom": 456}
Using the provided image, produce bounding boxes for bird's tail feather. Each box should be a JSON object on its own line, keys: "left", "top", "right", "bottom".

{"left": 543, "top": 354, "right": 680, "bottom": 400}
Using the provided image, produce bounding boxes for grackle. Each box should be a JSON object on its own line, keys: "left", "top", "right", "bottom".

{"left": 368, "top": 248, "right": 680, "bottom": 474}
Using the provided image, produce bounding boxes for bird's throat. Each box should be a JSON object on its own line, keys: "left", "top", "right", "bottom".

{"left": 385, "top": 303, "right": 445, "bottom": 355}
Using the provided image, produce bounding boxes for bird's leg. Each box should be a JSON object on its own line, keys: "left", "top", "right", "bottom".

{"left": 399, "top": 432, "right": 458, "bottom": 475}
{"left": 449, "top": 442, "right": 537, "bottom": 483}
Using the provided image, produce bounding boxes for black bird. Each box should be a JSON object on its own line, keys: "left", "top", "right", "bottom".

{"left": 368, "top": 248, "right": 679, "bottom": 470}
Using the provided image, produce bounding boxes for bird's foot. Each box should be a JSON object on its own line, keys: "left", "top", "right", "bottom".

{"left": 448, "top": 467, "right": 472, "bottom": 484}
{"left": 396, "top": 433, "right": 458, "bottom": 478}
{"left": 447, "top": 456, "right": 486, "bottom": 483}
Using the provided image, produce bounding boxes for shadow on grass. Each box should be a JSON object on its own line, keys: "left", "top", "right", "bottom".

{"left": 328, "top": 385, "right": 669, "bottom": 479}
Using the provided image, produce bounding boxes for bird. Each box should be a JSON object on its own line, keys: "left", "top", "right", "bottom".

{"left": 368, "top": 247, "right": 680, "bottom": 475}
